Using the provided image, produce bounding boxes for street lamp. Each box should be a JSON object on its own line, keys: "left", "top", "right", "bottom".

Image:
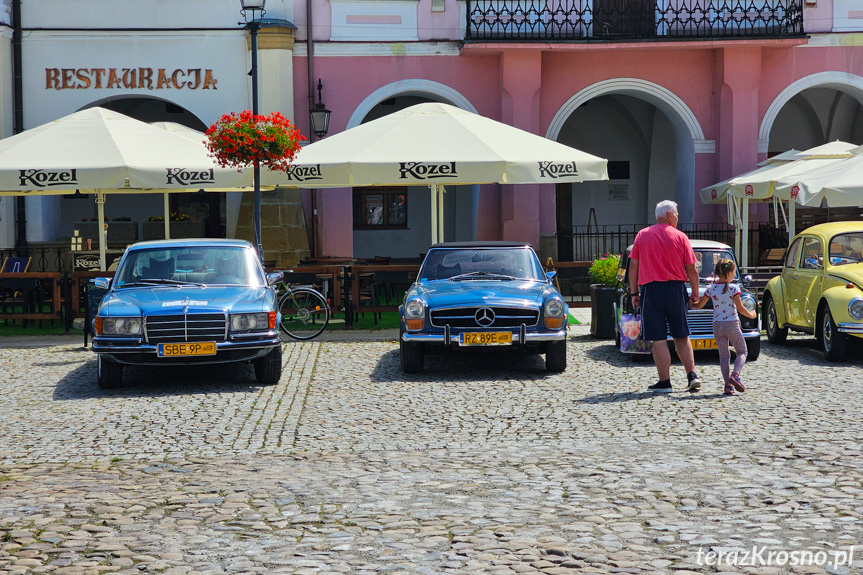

{"left": 240, "top": 0, "right": 266, "bottom": 257}
{"left": 309, "top": 78, "right": 331, "bottom": 139}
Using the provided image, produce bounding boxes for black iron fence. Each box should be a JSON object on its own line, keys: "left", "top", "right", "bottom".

{"left": 560, "top": 221, "right": 790, "bottom": 262}
{"left": 466, "top": 0, "right": 803, "bottom": 42}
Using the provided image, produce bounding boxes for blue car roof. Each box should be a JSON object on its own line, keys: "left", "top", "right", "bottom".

{"left": 125, "top": 239, "right": 254, "bottom": 251}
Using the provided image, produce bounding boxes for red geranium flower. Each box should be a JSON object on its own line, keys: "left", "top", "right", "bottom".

{"left": 205, "top": 110, "right": 306, "bottom": 172}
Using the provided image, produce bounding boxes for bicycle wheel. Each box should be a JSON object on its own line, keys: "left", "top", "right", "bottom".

{"left": 278, "top": 288, "right": 330, "bottom": 340}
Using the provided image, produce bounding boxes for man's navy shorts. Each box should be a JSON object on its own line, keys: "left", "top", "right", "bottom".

{"left": 640, "top": 281, "right": 690, "bottom": 341}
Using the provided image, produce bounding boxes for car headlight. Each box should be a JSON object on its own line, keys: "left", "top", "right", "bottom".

{"left": 405, "top": 299, "right": 425, "bottom": 318}
{"left": 849, "top": 298, "right": 863, "bottom": 320}
{"left": 740, "top": 294, "right": 757, "bottom": 313}
{"left": 544, "top": 298, "right": 565, "bottom": 317}
{"left": 99, "top": 317, "right": 142, "bottom": 336}
{"left": 404, "top": 299, "right": 425, "bottom": 331}
{"left": 230, "top": 313, "right": 270, "bottom": 332}
{"left": 544, "top": 298, "right": 566, "bottom": 329}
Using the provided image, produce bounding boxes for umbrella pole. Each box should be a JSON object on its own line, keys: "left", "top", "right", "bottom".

{"left": 163, "top": 193, "right": 171, "bottom": 239}
{"left": 96, "top": 191, "right": 107, "bottom": 272}
{"left": 788, "top": 199, "right": 795, "bottom": 244}
{"left": 429, "top": 184, "right": 438, "bottom": 245}
{"left": 741, "top": 198, "right": 749, "bottom": 268}
{"left": 438, "top": 184, "right": 445, "bottom": 244}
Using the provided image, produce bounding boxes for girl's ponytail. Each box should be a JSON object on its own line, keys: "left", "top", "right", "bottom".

{"left": 713, "top": 259, "right": 736, "bottom": 294}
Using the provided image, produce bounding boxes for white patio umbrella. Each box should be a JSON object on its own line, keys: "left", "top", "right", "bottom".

{"left": 0, "top": 108, "right": 255, "bottom": 270}
{"left": 267, "top": 102, "right": 608, "bottom": 244}
{"left": 698, "top": 141, "right": 859, "bottom": 267}
{"left": 773, "top": 150, "right": 863, "bottom": 208}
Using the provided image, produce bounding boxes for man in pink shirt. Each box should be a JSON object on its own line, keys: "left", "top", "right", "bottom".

{"left": 629, "top": 200, "right": 702, "bottom": 393}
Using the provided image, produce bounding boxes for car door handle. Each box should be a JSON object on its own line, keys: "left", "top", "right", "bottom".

{"left": 791, "top": 275, "right": 798, "bottom": 280}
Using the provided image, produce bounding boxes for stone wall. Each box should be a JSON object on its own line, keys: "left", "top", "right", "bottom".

{"left": 235, "top": 189, "right": 311, "bottom": 268}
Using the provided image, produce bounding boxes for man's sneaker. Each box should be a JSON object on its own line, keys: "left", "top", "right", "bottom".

{"left": 723, "top": 383, "right": 736, "bottom": 396}
{"left": 648, "top": 380, "right": 673, "bottom": 393}
{"left": 687, "top": 371, "right": 702, "bottom": 392}
{"left": 729, "top": 372, "right": 745, "bottom": 393}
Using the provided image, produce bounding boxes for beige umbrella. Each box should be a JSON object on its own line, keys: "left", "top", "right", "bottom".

{"left": 268, "top": 102, "right": 608, "bottom": 244}
{"left": 0, "top": 108, "right": 255, "bottom": 269}
{"left": 773, "top": 150, "right": 863, "bottom": 208}
{"left": 698, "top": 141, "right": 859, "bottom": 266}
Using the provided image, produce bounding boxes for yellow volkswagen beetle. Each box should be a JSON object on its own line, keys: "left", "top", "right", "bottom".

{"left": 762, "top": 222, "right": 863, "bottom": 361}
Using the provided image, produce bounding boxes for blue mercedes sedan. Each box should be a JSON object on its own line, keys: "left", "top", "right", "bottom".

{"left": 91, "top": 239, "right": 283, "bottom": 389}
{"left": 399, "top": 242, "right": 569, "bottom": 373}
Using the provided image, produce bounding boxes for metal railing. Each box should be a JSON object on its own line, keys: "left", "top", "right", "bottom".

{"left": 465, "top": 0, "right": 803, "bottom": 42}
{"left": 560, "top": 222, "right": 774, "bottom": 261}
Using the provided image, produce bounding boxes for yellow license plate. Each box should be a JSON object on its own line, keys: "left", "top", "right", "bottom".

{"left": 460, "top": 332, "right": 512, "bottom": 346}
{"left": 157, "top": 342, "right": 217, "bottom": 357}
{"left": 693, "top": 339, "right": 717, "bottom": 350}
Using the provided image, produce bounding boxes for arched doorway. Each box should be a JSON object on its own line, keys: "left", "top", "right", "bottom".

{"left": 64, "top": 97, "right": 225, "bottom": 240}
{"left": 548, "top": 79, "right": 703, "bottom": 260}
{"left": 761, "top": 73, "right": 863, "bottom": 228}
{"left": 347, "top": 82, "right": 479, "bottom": 259}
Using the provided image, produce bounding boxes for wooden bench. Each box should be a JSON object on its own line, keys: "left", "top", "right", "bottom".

{"left": 759, "top": 248, "right": 786, "bottom": 266}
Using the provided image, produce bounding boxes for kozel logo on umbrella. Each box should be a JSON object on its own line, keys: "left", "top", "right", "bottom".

{"left": 165, "top": 168, "right": 216, "bottom": 186}
{"left": 399, "top": 162, "right": 458, "bottom": 180}
{"left": 283, "top": 164, "right": 323, "bottom": 182}
{"left": 538, "top": 161, "right": 579, "bottom": 179}
{"left": 18, "top": 168, "right": 78, "bottom": 188}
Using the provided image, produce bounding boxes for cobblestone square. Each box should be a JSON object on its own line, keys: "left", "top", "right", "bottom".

{"left": 1, "top": 321, "right": 861, "bottom": 574}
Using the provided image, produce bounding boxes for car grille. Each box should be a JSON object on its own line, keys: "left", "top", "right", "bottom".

{"left": 430, "top": 306, "right": 539, "bottom": 328}
{"left": 685, "top": 310, "right": 713, "bottom": 336}
{"left": 145, "top": 313, "right": 227, "bottom": 344}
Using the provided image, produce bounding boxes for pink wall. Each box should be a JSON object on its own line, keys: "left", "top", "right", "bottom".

{"left": 294, "top": 26, "right": 863, "bottom": 255}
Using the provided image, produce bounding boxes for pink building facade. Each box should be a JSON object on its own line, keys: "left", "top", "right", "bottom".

{"left": 290, "top": 0, "right": 863, "bottom": 262}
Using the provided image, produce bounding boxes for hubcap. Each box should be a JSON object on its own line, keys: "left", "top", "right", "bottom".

{"left": 768, "top": 302, "right": 777, "bottom": 333}
{"left": 823, "top": 313, "right": 833, "bottom": 350}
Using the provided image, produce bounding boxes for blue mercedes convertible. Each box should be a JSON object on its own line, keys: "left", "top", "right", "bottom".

{"left": 90, "top": 239, "right": 283, "bottom": 389}
{"left": 399, "top": 242, "right": 569, "bottom": 373}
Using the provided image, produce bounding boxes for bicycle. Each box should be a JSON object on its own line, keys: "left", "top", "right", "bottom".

{"left": 276, "top": 280, "right": 330, "bottom": 341}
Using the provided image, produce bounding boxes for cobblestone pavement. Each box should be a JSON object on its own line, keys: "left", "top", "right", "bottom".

{"left": 1, "top": 319, "right": 862, "bottom": 575}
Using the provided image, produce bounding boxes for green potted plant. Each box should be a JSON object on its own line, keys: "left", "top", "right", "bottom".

{"left": 588, "top": 253, "right": 620, "bottom": 339}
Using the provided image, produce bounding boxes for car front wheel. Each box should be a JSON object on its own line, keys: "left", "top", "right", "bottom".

{"left": 97, "top": 356, "right": 123, "bottom": 390}
{"left": 764, "top": 295, "right": 788, "bottom": 344}
{"left": 254, "top": 346, "right": 283, "bottom": 385}
{"left": 745, "top": 336, "right": 760, "bottom": 361}
{"left": 399, "top": 333, "right": 425, "bottom": 374}
{"left": 819, "top": 305, "right": 849, "bottom": 362}
{"left": 545, "top": 340, "right": 567, "bottom": 372}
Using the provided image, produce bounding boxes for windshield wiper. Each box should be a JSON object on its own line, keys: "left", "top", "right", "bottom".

{"left": 450, "top": 271, "right": 516, "bottom": 281}
{"left": 120, "top": 279, "right": 192, "bottom": 287}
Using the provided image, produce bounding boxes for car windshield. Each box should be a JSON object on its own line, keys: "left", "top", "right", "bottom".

{"left": 419, "top": 247, "right": 545, "bottom": 281}
{"left": 695, "top": 249, "right": 739, "bottom": 283}
{"left": 828, "top": 232, "right": 863, "bottom": 266}
{"left": 113, "top": 246, "right": 263, "bottom": 288}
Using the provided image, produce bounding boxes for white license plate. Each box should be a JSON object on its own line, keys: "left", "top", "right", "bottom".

{"left": 157, "top": 342, "right": 217, "bottom": 357}
{"left": 459, "top": 332, "right": 512, "bottom": 346}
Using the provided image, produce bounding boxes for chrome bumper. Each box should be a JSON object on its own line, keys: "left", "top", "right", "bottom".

{"left": 402, "top": 328, "right": 567, "bottom": 344}
{"left": 837, "top": 323, "right": 863, "bottom": 335}
{"left": 93, "top": 332, "right": 281, "bottom": 354}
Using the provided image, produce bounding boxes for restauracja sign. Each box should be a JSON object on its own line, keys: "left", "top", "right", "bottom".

{"left": 45, "top": 68, "right": 218, "bottom": 90}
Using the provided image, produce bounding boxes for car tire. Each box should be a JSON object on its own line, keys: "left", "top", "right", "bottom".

{"left": 97, "top": 356, "right": 123, "bottom": 390}
{"left": 545, "top": 340, "right": 567, "bottom": 372}
{"left": 819, "top": 305, "right": 849, "bottom": 362}
{"left": 764, "top": 295, "right": 788, "bottom": 344}
{"left": 254, "top": 346, "right": 283, "bottom": 385}
{"left": 745, "top": 336, "right": 760, "bottom": 362}
{"left": 399, "top": 333, "right": 425, "bottom": 374}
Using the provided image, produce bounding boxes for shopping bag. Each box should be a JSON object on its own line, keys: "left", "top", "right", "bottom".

{"left": 619, "top": 312, "right": 653, "bottom": 354}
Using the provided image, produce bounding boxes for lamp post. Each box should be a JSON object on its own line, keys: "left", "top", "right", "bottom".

{"left": 240, "top": 0, "right": 266, "bottom": 257}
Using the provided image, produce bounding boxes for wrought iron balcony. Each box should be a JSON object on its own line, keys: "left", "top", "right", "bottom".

{"left": 465, "top": 0, "right": 804, "bottom": 42}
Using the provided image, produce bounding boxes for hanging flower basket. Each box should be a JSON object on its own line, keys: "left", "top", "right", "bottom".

{"left": 205, "top": 111, "right": 306, "bottom": 172}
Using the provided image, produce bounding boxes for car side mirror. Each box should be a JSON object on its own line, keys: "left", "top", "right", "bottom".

{"left": 742, "top": 274, "right": 752, "bottom": 287}
{"left": 267, "top": 271, "right": 284, "bottom": 286}
{"left": 546, "top": 271, "right": 557, "bottom": 283}
{"left": 93, "top": 277, "right": 111, "bottom": 290}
